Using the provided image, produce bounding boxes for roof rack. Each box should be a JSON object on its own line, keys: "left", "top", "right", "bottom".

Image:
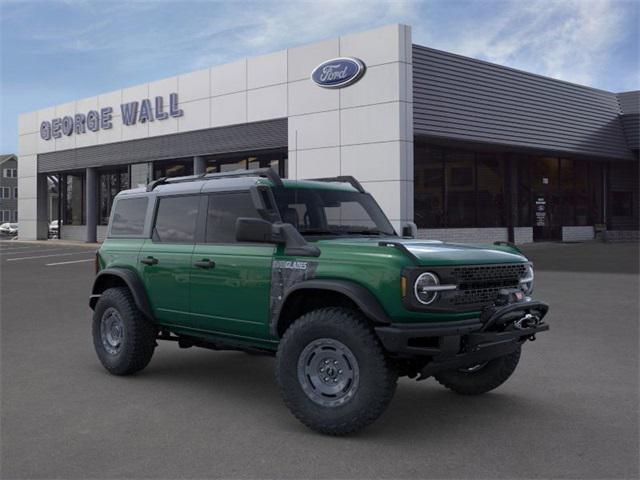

{"left": 308, "top": 175, "right": 365, "bottom": 193}
{"left": 146, "top": 167, "right": 283, "bottom": 192}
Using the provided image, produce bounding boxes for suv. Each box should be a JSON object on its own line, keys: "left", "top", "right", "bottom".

{"left": 90, "top": 168, "right": 549, "bottom": 435}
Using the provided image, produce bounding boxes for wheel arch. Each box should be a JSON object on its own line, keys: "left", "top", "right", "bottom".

{"left": 90, "top": 268, "right": 154, "bottom": 320}
{"left": 274, "top": 279, "right": 391, "bottom": 337}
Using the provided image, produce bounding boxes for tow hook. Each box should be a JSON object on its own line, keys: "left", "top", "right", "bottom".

{"left": 514, "top": 313, "right": 540, "bottom": 330}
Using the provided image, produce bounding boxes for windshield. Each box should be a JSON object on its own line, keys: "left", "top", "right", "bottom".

{"left": 272, "top": 187, "right": 396, "bottom": 237}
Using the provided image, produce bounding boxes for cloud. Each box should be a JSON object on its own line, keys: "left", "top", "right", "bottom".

{"left": 414, "top": 0, "right": 637, "bottom": 89}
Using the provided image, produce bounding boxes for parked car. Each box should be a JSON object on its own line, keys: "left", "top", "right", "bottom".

{"left": 0, "top": 223, "right": 18, "bottom": 236}
{"left": 89, "top": 168, "right": 549, "bottom": 435}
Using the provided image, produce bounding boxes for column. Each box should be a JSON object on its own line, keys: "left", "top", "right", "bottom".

{"left": 194, "top": 156, "right": 206, "bottom": 175}
{"left": 85, "top": 167, "right": 97, "bottom": 243}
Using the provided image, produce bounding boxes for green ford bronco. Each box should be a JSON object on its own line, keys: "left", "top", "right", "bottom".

{"left": 90, "top": 168, "right": 549, "bottom": 435}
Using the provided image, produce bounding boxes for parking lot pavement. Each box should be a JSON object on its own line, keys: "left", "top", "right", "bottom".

{"left": 1, "top": 241, "right": 638, "bottom": 479}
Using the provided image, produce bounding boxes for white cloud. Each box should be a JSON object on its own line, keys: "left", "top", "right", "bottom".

{"left": 414, "top": 0, "right": 636, "bottom": 89}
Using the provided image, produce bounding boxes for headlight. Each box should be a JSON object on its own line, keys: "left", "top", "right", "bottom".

{"left": 414, "top": 272, "right": 440, "bottom": 305}
{"left": 519, "top": 264, "right": 534, "bottom": 294}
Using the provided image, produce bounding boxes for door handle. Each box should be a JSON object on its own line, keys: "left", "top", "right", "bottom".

{"left": 194, "top": 259, "right": 215, "bottom": 269}
{"left": 140, "top": 256, "right": 159, "bottom": 265}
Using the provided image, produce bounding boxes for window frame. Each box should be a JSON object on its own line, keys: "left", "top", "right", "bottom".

{"left": 201, "top": 191, "right": 265, "bottom": 245}
{"left": 107, "top": 196, "right": 151, "bottom": 238}
{"left": 151, "top": 193, "right": 204, "bottom": 245}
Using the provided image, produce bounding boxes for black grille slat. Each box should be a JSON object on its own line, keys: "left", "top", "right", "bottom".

{"left": 438, "top": 263, "right": 527, "bottom": 310}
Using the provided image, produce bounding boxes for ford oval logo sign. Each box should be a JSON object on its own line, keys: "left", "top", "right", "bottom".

{"left": 311, "top": 57, "right": 366, "bottom": 89}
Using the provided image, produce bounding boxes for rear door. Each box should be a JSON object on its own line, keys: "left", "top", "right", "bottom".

{"left": 189, "top": 191, "right": 275, "bottom": 339}
{"left": 140, "top": 194, "right": 203, "bottom": 327}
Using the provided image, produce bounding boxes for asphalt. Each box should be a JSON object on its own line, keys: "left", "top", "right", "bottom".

{"left": 1, "top": 240, "right": 638, "bottom": 479}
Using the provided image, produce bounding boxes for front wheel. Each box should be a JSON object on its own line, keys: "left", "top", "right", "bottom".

{"left": 276, "top": 308, "right": 397, "bottom": 436}
{"left": 434, "top": 347, "right": 521, "bottom": 395}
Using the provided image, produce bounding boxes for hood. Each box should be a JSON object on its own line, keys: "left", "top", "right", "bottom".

{"left": 313, "top": 237, "right": 527, "bottom": 266}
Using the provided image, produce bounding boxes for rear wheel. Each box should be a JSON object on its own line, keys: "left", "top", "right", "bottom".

{"left": 434, "top": 347, "right": 521, "bottom": 395}
{"left": 276, "top": 307, "right": 397, "bottom": 436}
{"left": 92, "top": 287, "right": 157, "bottom": 376}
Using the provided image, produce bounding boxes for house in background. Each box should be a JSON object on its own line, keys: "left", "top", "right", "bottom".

{"left": 0, "top": 154, "right": 18, "bottom": 223}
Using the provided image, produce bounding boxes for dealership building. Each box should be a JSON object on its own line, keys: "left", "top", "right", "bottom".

{"left": 17, "top": 24, "right": 639, "bottom": 243}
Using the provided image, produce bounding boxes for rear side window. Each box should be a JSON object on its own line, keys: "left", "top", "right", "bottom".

{"left": 206, "top": 193, "right": 261, "bottom": 243}
{"left": 153, "top": 195, "right": 200, "bottom": 243}
{"left": 110, "top": 197, "right": 148, "bottom": 236}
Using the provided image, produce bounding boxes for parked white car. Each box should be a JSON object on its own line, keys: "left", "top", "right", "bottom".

{"left": 0, "top": 223, "right": 18, "bottom": 235}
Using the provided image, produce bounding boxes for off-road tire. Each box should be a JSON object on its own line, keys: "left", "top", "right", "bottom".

{"left": 276, "top": 307, "right": 397, "bottom": 436}
{"left": 434, "top": 347, "right": 521, "bottom": 395}
{"left": 92, "top": 287, "right": 157, "bottom": 376}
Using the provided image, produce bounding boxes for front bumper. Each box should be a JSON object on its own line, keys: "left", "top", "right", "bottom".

{"left": 375, "top": 299, "right": 549, "bottom": 375}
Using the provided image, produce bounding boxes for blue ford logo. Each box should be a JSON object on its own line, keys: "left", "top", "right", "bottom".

{"left": 311, "top": 57, "right": 366, "bottom": 89}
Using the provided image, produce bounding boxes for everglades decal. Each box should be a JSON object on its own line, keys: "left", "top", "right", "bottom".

{"left": 269, "top": 260, "right": 318, "bottom": 335}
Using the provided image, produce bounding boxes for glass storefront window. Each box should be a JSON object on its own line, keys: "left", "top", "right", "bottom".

{"left": 98, "top": 167, "right": 130, "bottom": 225}
{"left": 477, "top": 154, "right": 505, "bottom": 227}
{"left": 445, "top": 151, "right": 476, "bottom": 227}
{"left": 62, "top": 173, "right": 85, "bottom": 226}
{"left": 414, "top": 145, "right": 444, "bottom": 228}
{"left": 205, "top": 150, "right": 287, "bottom": 177}
{"left": 153, "top": 159, "right": 193, "bottom": 179}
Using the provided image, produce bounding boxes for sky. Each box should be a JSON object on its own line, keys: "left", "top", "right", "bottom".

{"left": 1, "top": 0, "right": 638, "bottom": 153}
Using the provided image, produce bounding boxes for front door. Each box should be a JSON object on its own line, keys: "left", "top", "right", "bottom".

{"left": 139, "top": 194, "right": 201, "bottom": 326}
{"left": 532, "top": 157, "right": 561, "bottom": 241}
{"left": 189, "top": 192, "right": 275, "bottom": 340}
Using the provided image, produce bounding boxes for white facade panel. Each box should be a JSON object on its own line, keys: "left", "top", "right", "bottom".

{"left": 98, "top": 89, "right": 122, "bottom": 110}
{"left": 122, "top": 83, "right": 148, "bottom": 104}
{"left": 247, "top": 50, "right": 287, "bottom": 89}
{"left": 149, "top": 112, "right": 180, "bottom": 137}
{"left": 340, "top": 24, "right": 406, "bottom": 67}
{"left": 339, "top": 62, "right": 402, "bottom": 109}
{"left": 288, "top": 38, "right": 340, "bottom": 82}
{"left": 288, "top": 110, "right": 340, "bottom": 151}
{"left": 149, "top": 76, "right": 178, "bottom": 99}
{"left": 178, "top": 68, "right": 210, "bottom": 103}
{"left": 18, "top": 133, "right": 38, "bottom": 156}
{"left": 211, "top": 59, "right": 246, "bottom": 96}
{"left": 17, "top": 154, "right": 37, "bottom": 178}
{"left": 340, "top": 102, "right": 402, "bottom": 146}
{"left": 288, "top": 79, "right": 339, "bottom": 116}
{"left": 340, "top": 142, "right": 404, "bottom": 181}
{"left": 176, "top": 98, "right": 210, "bottom": 133}
{"left": 211, "top": 91, "right": 247, "bottom": 127}
{"left": 289, "top": 147, "right": 341, "bottom": 179}
{"left": 18, "top": 112, "right": 38, "bottom": 135}
{"left": 121, "top": 118, "right": 149, "bottom": 141}
{"left": 247, "top": 84, "right": 287, "bottom": 122}
{"left": 97, "top": 119, "right": 123, "bottom": 144}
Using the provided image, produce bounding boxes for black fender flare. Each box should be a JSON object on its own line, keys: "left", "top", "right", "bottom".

{"left": 89, "top": 268, "right": 154, "bottom": 320}
{"left": 273, "top": 279, "right": 391, "bottom": 335}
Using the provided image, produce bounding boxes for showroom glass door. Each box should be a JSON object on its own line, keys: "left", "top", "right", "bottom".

{"left": 532, "top": 157, "right": 561, "bottom": 241}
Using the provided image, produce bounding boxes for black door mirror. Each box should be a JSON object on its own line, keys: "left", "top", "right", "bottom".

{"left": 236, "top": 218, "right": 279, "bottom": 243}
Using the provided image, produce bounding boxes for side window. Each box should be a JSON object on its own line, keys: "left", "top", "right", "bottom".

{"left": 154, "top": 195, "right": 200, "bottom": 243}
{"left": 206, "top": 193, "right": 260, "bottom": 243}
{"left": 110, "top": 197, "right": 148, "bottom": 236}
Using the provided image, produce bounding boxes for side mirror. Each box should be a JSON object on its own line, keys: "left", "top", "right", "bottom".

{"left": 402, "top": 221, "right": 418, "bottom": 238}
{"left": 236, "top": 218, "right": 280, "bottom": 243}
{"left": 236, "top": 218, "right": 320, "bottom": 257}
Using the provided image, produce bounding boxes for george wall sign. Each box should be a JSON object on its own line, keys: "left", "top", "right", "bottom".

{"left": 311, "top": 57, "right": 366, "bottom": 89}
{"left": 40, "top": 93, "right": 184, "bottom": 140}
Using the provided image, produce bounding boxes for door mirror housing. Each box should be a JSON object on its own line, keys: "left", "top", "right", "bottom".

{"left": 235, "top": 218, "right": 320, "bottom": 257}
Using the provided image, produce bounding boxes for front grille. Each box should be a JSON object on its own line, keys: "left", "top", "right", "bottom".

{"left": 441, "top": 264, "right": 527, "bottom": 310}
